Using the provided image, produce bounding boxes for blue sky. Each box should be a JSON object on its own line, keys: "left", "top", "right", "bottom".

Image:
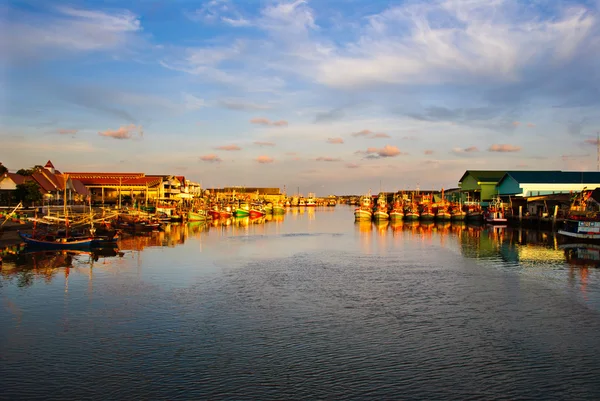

{"left": 1, "top": 0, "right": 599, "bottom": 194}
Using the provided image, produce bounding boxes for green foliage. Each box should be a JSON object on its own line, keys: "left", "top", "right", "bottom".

{"left": 16, "top": 168, "right": 34, "bottom": 176}
{"left": 0, "top": 163, "right": 7, "bottom": 175}
{"left": 121, "top": 195, "right": 133, "bottom": 206}
{"left": 15, "top": 181, "right": 43, "bottom": 205}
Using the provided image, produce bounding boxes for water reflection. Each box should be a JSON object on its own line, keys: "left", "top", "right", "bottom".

{"left": 353, "top": 220, "right": 600, "bottom": 270}
{"left": 3, "top": 213, "right": 599, "bottom": 289}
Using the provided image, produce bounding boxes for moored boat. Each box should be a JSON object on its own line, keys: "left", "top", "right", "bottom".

{"left": 420, "top": 205, "right": 435, "bottom": 220}
{"left": 272, "top": 202, "right": 286, "bottom": 215}
{"left": 404, "top": 203, "right": 419, "bottom": 221}
{"left": 188, "top": 209, "right": 211, "bottom": 222}
{"left": 558, "top": 220, "right": 600, "bottom": 241}
{"left": 19, "top": 232, "right": 94, "bottom": 250}
{"left": 373, "top": 192, "right": 389, "bottom": 221}
{"left": 435, "top": 206, "right": 451, "bottom": 221}
{"left": 354, "top": 194, "right": 373, "bottom": 221}
{"left": 306, "top": 193, "right": 317, "bottom": 207}
{"left": 484, "top": 198, "right": 507, "bottom": 224}
{"left": 557, "top": 190, "right": 600, "bottom": 242}
{"left": 219, "top": 205, "right": 233, "bottom": 219}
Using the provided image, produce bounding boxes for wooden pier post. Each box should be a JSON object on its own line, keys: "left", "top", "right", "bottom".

{"left": 519, "top": 206, "right": 522, "bottom": 225}
{"left": 553, "top": 205, "right": 558, "bottom": 229}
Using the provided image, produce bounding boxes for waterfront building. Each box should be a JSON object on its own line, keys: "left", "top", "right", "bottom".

{"left": 458, "top": 170, "right": 513, "bottom": 206}
{"left": 0, "top": 172, "right": 26, "bottom": 206}
{"left": 496, "top": 171, "right": 600, "bottom": 198}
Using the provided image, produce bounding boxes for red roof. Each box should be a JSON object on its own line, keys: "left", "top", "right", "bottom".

{"left": 73, "top": 176, "right": 162, "bottom": 186}
{"left": 71, "top": 179, "right": 90, "bottom": 196}
{"left": 45, "top": 160, "right": 55, "bottom": 169}
{"left": 30, "top": 171, "right": 58, "bottom": 192}
{"left": 66, "top": 172, "right": 146, "bottom": 179}
{"left": 2, "top": 173, "right": 26, "bottom": 185}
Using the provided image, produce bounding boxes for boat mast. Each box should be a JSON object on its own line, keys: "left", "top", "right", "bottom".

{"left": 64, "top": 174, "right": 69, "bottom": 239}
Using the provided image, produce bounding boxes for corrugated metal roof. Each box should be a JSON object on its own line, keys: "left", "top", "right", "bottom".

{"left": 501, "top": 171, "right": 600, "bottom": 184}
{"left": 459, "top": 170, "right": 511, "bottom": 183}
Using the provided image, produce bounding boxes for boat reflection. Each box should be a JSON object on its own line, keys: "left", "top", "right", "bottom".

{"left": 354, "top": 220, "right": 600, "bottom": 271}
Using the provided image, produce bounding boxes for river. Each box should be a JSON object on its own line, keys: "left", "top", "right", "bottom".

{"left": 1, "top": 206, "right": 600, "bottom": 400}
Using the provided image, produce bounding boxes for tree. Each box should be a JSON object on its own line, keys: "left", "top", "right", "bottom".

{"left": 0, "top": 163, "right": 7, "bottom": 175}
{"left": 15, "top": 181, "right": 43, "bottom": 206}
{"left": 15, "top": 165, "right": 43, "bottom": 176}
{"left": 16, "top": 168, "right": 34, "bottom": 176}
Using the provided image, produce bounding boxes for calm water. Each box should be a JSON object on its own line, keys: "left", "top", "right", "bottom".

{"left": 1, "top": 206, "right": 600, "bottom": 400}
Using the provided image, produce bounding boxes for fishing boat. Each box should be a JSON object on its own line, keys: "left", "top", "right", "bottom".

{"left": 272, "top": 202, "right": 286, "bottom": 215}
{"left": 435, "top": 205, "right": 451, "bottom": 221}
{"left": 389, "top": 195, "right": 404, "bottom": 221}
{"left": 420, "top": 205, "right": 435, "bottom": 220}
{"left": 558, "top": 221, "right": 600, "bottom": 241}
{"left": 558, "top": 190, "right": 600, "bottom": 242}
{"left": 208, "top": 206, "right": 221, "bottom": 220}
{"left": 404, "top": 203, "right": 420, "bottom": 221}
{"left": 306, "top": 193, "right": 316, "bottom": 207}
{"left": 484, "top": 197, "right": 507, "bottom": 224}
{"left": 188, "top": 209, "right": 211, "bottom": 222}
{"left": 373, "top": 192, "right": 390, "bottom": 221}
{"left": 249, "top": 204, "right": 266, "bottom": 218}
{"left": 450, "top": 204, "right": 467, "bottom": 221}
{"left": 298, "top": 198, "right": 306, "bottom": 207}
{"left": 19, "top": 232, "right": 94, "bottom": 250}
{"left": 234, "top": 201, "right": 250, "bottom": 217}
{"left": 219, "top": 205, "right": 233, "bottom": 219}
{"left": 354, "top": 194, "right": 373, "bottom": 221}
{"left": 264, "top": 203, "right": 274, "bottom": 214}
{"left": 327, "top": 196, "right": 337, "bottom": 206}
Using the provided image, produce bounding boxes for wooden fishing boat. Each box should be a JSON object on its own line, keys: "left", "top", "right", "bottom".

{"left": 484, "top": 198, "right": 507, "bottom": 224}
{"left": 234, "top": 201, "right": 250, "bottom": 217}
{"left": 188, "top": 210, "right": 211, "bottom": 222}
{"left": 208, "top": 206, "right": 221, "bottom": 220}
{"left": 19, "top": 232, "right": 94, "bottom": 250}
{"left": 264, "top": 203, "right": 273, "bottom": 214}
{"left": 373, "top": 192, "right": 389, "bottom": 221}
{"left": 435, "top": 206, "right": 451, "bottom": 221}
{"left": 558, "top": 190, "right": 600, "bottom": 242}
{"left": 404, "top": 203, "right": 419, "bottom": 221}
{"left": 219, "top": 205, "right": 233, "bottom": 219}
{"left": 354, "top": 194, "right": 372, "bottom": 221}
{"left": 272, "top": 203, "right": 286, "bottom": 215}
{"left": 450, "top": 207, "right": 467, "bottom": 221}
{"left": 558, "top": 220, "right": 600, "bottom": 241}
{"left": 306, "top": 193, "right": 316, "bottom": 207}
{"left": 249, "top": 205, "right": 266, "bottom": 218}
{"left": 420, "top": 205, "right": 435, "bottom": 220}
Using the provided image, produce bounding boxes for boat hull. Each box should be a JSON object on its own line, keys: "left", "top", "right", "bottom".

{"left": 451, "top": 212, "right": 466, "bottom": 221}
{"left": 19, "top": 232, "right": 93, "bottom": 250}
{"left": 420, "top": 212, "right": 435, "bottom": 220}
{"left": 272, "top": 206, "right": 285, "bottom": 215}
{"left": 354, "top": 209, "right": 372, "bottom": 221}
{"left": 436, "top": 212, "right": 451, "bottom": 221}
{"left": 249, "top": 209, "right": 265, "bottom": 218}
{"left": 234, "top": 209, "right": 250, "bottom": 217}
{"left": 373, "top": 210, "right": 389, "bottom": 221}
{"left": 390, "top": 211, "right": 404, "bottom": 221}
{"left": 208, "top": 210, "right": 221, "bottom": 220}
{"left": 404, "top": 213, "right": 419, "bottom": 221}
{"left": 188, "top": 210, "right": 210, "bottom": 221}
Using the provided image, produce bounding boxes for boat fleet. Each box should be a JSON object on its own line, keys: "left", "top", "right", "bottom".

{"left": 354, "top": 192, "right": 492, "bottom": 223}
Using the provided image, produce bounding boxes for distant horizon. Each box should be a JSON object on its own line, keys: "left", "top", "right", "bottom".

{"left": 2, "top": 0, "right": 599, "bottom": 194}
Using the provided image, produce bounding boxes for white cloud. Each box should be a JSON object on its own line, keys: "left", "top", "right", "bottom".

{"left": 317, "top": 1, "right": 596, "bottom": 88}
{"left": 3, "top": 6, "right": 142, "bottom": 59}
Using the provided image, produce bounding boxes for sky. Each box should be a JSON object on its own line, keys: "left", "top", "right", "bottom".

{"left": 1, "top": 0, "right": 600, "bottom": 195}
